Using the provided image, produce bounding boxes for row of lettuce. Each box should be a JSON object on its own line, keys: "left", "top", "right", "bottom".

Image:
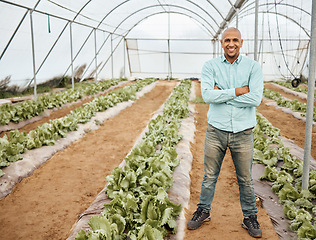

{"left": 0, "top": 78, "right": 126, "bottom": 126}
{"left": 263, "top": 87, "right": 316, "bottom": 122}
{"left": 275, "top": 81, "right": 316, "bottom": 96}
{"left": 0, "top": 78, "right": 156, "bottom": 178}
{"left": 254, "top": 114, "right": 316, "bottom": 239}
{"left": 75, "top": 80, "right": 192, "bottom": 240}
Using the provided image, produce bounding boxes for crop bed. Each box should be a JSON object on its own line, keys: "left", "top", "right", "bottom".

{"left": 0, "top": 79, "right": 315, "bottom": 240}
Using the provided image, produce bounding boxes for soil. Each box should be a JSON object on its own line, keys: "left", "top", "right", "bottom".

{"left": 0, "top": 80, "right": 314, "bottom": 240}
{"left": 264, "top": 82, "right": 316, "bottom": 106}
{"left": 0, "top": 81, "right": 132, "bottom": 138}
{"left": 0, "top": 80, "right": 176, "bottom": 240}
{"left": 259, "top": 84, "right": 316, "bottom": 161}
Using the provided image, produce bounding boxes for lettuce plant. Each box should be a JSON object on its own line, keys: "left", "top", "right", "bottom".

{"left": 76, "top": 80, "right": 191, "bottom": 239}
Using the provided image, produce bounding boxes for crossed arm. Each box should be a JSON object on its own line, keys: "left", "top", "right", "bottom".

{"left": 214, "top": 85, "right": 249, "bottom": 96}
{"left": 201, "top": 61, "right": 263, "bottom": 107}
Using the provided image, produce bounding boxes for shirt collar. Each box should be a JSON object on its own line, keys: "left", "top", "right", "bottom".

{"left": 221, "top": 54, "right": 242, "bottom": 64}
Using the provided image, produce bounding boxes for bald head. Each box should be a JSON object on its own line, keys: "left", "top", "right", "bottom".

{"left": 221, "top": 27, "right": 241, "bottom": 40}
{"left": 220, "top": 27, "right": 243, "bottom": 63}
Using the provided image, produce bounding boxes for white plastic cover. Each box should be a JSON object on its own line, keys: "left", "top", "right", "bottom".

{"left": 0, "top": 0, "right": 312, "bottom": 87}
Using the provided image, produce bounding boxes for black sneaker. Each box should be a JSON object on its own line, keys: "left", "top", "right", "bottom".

{"left": 187, "top": 207, "right": 211, "bottom": 230}
{"left": 242, "top": 215, "right": 262, "bottom": 238}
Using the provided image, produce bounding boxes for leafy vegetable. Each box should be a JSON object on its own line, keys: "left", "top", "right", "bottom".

{"left": 256, "top": 112, "right": 316, "bottom": 239}
{"left": 76, "top": 80, "right": 192, "bottom": 239}
{"left": 0, "top": 78, "right": 156, "bottom": 176}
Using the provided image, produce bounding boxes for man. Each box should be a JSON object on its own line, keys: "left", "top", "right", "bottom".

{"left": 187, "top": 27, "right": 264, "bottom": 238}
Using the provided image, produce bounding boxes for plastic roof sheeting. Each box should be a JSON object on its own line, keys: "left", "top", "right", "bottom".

{"left": 0, "top": 0, "right": 312, "bottom": 87}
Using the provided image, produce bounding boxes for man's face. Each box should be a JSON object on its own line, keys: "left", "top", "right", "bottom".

{"left": 220, "top": 30, "right": 243, "bottom": 63}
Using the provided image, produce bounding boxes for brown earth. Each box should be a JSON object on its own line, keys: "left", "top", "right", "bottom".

{"left": 0, "top": 80, "right": 176, "bottom": 240}
{"left": 0, "top": 81, "right": 132, "bottom": 138}
{"left": 0, "top": 80, "right": 314, "bottom": 239}
{"left": 258, "top": 85, "right": 316, "bottom": 161}
{"left": 264, "top": 82, "right": 316, "bottom": 106}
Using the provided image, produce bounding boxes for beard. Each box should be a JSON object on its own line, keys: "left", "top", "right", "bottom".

{"left": 225, "top": 51, "right": 239, "bottom": 60}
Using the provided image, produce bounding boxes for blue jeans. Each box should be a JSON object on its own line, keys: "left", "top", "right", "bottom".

{"left": 197, "top": 124, "right": 258, "bottom": 217}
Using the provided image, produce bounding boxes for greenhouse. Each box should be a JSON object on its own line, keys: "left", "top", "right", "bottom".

{"left": 0, "top": 0, "right": 315, "bottom": 240}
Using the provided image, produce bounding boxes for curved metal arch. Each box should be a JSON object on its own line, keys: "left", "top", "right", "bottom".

{"left": 72, "top": 0, "right": 93, "bottom": 21}
{"left": 96, "top": 11, "right": 216, "bottom": 77}
{"left": 204, "top": 0, "right": 226, "bottom": 20}
{"left": 67, "top": 0, "right": 223, "bottom": 33}
{"left": 33, "top": 0, "right": 93, "bottom": 22}
{"left": 122, "top": 11, "right": 214, "bottom": 39}
{"left": 111, "top": 4, "right": 217, "bottom": 37}
{"left": 241, "top": 2, "right": 311, "bottom": 17}
{"left": 95, "top": 1, "right": 219, "bottom": 33}
{"left": 237, "top": 10, "right": 310, "bottom": 38}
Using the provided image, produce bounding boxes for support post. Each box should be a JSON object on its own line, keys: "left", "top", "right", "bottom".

{"left": 111, "top": 33, "right": 114, "bottom": 79}
{"left": 125, "top": 39, "right": 132, "bottom": 77}
{"left": 94, "top": 28, "right": 98, "bottom": 81}
{"left": 30, "top": 10, "right": 37, "bottom": 100}
{"left": 168, "top": 13, "right": 172, "bottom": 80}
{"left": 123, "top": 37, "right": 126, "bottom": 78}
{"left": 254, "top": 0, "right": 259, "bottom": 61}
{"left": 236, "top": 8, "right": 239, "bottom": 28}
{"left": 302, "top": 0, "right": 316, "bottom": 190}
{"left": 70, "top": 22, "right": 74, "bottom": 89}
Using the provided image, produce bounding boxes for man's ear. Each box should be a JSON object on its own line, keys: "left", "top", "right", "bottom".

{"left": 240, "top": 39, "right": 244, "bottom": 47}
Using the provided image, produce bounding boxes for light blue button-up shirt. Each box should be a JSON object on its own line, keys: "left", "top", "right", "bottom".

{"left": 201, "top": 54, "right": 263, "bottom": 133}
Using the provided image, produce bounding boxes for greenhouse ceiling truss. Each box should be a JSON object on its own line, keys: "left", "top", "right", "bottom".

{"left": 0, "top": 1, "right": 311, "bottom": 86}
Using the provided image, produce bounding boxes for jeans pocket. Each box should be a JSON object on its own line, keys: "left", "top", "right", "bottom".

{"left": 242, "top": 128, "right": 253, "bottom": 135}
{"left": 207, "top": 124, "right": 216, "bottom": 132}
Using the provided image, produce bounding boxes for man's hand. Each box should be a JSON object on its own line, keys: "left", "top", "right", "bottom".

{"left": 214, "top": 85, "right": 220, "bottom": 90}
{"left": 235, "top": 86, "right": 249, "bottom": 96}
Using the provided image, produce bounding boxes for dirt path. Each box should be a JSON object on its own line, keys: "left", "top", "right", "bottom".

{"left": 0, "top": 81, "right": 131, "bottom": 138}
{"left": 184, "top": 82, "right": 279, "bottom": 240}
{"left": 257, "top": 99, "right": 316, "bottom": 161}
{"left": 262, "top": 83, "right": 316, "bottom": 160}
{"left": 264, "top": 83, "right": 316, "bottom": 107}
{"left": 0, "top": 80, "right": 177, "bottom": 240}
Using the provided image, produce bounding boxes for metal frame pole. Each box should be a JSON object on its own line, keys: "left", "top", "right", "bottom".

{"left": 111, "top": 33, "right": 113, "bottom": 79}
{"left": 254, "top": 0, "right": 259, "bottom": 61}
{"left": 70, "top": 21, "right": 74, "bottom": 89}
{"left": 123, "top": 37, "right": 126, "bottom": 78}
{"left": 260, "top": 12, "right": 265, "bottom": 65}
{"left": 94, "top": 28, "right": 98, "bottom": 81}
{"left": 168, "top": 13, "right": 172, "bottom": 80}
{"left": 125, "top": 39, "right": 132, "bottom": 77}
{"left": 30, "top": 10, "right": 37, "bottom": 100}
{"left": 236, "top": 8, "right": 239, "bottom": 28}
{"left": 302, "top": 0, "right": 316, "bottom": 190}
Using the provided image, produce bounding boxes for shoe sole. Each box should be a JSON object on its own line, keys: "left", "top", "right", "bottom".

{"left": 187, "top": 216, "right": 211, "bottom": 230}
{"left": 242, "top": 222, "right": 262, "bottom": 238}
